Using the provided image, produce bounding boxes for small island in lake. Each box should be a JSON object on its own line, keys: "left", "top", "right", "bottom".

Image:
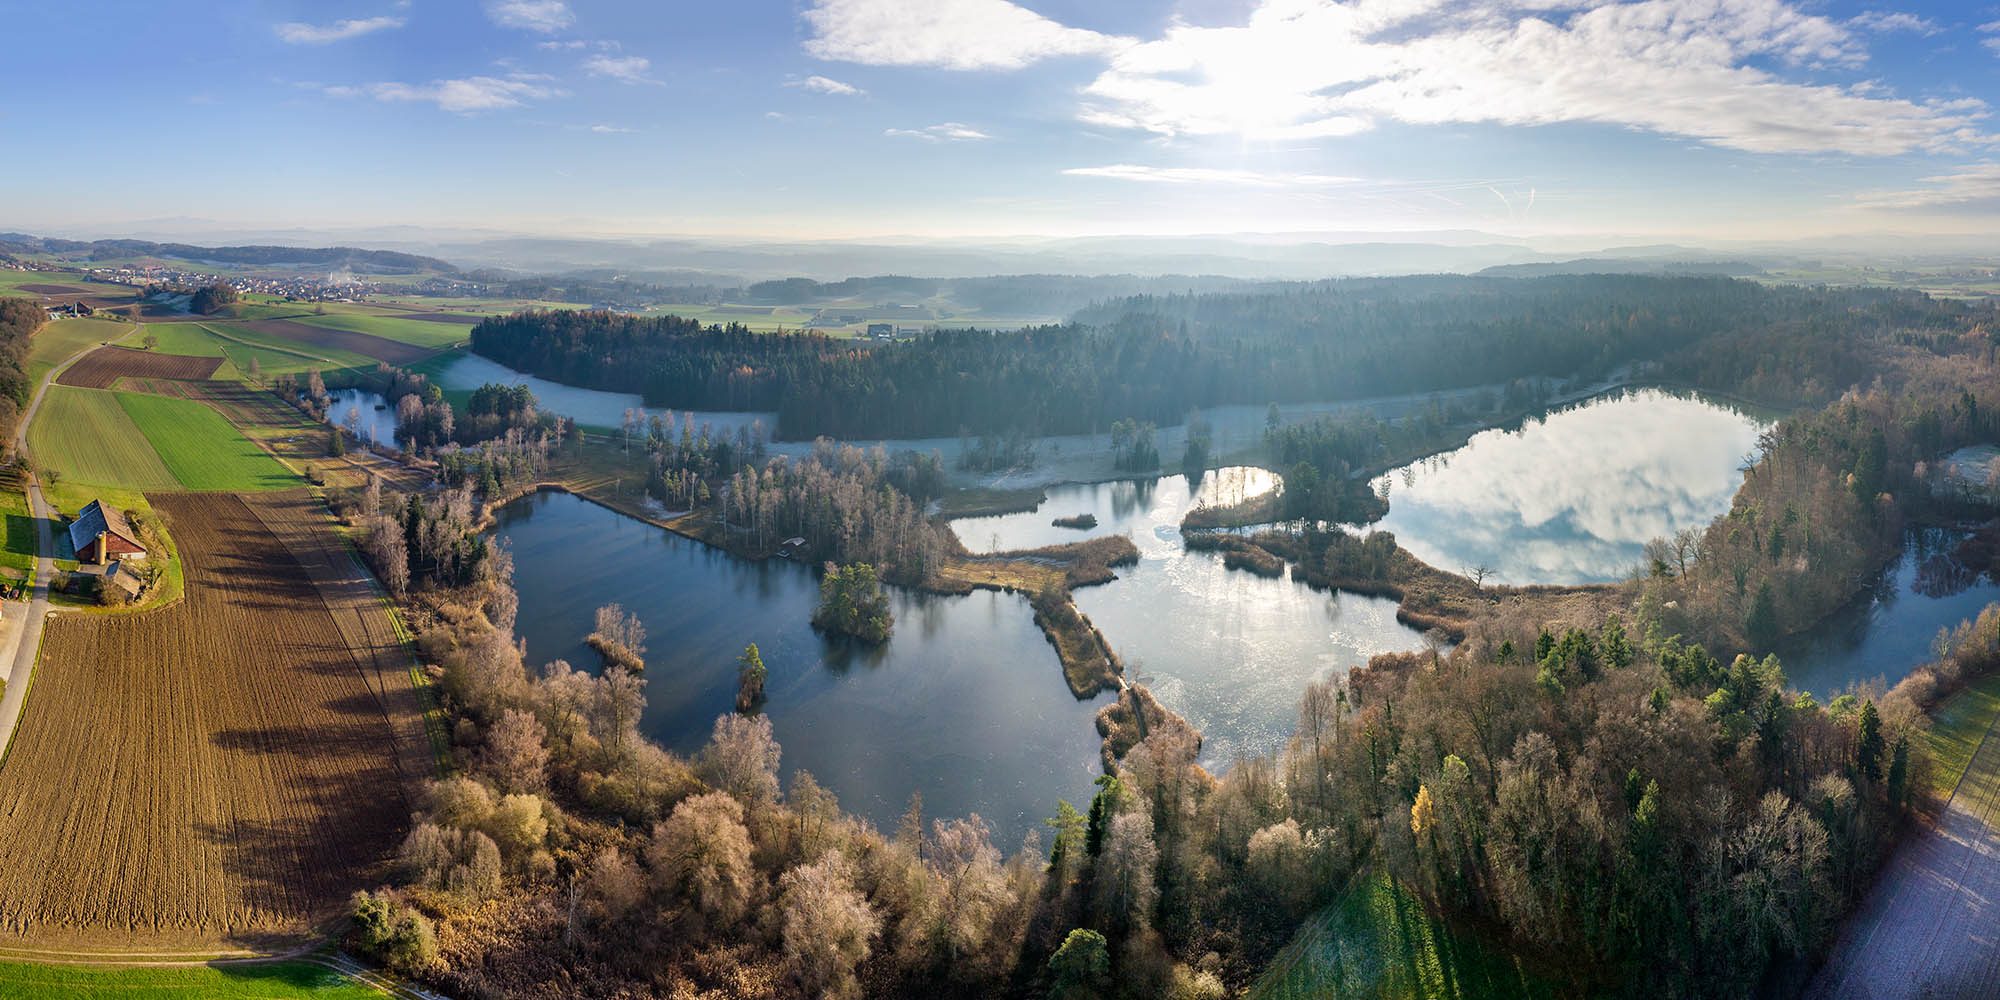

{"left": 735, "top": 643, "right": 766, "bottom": 712}
{"left": 1052, "top": 513, "right": 1098, "bottom": 530}
{"left": 811, "top": 562, "right": 894, "bottom": 642}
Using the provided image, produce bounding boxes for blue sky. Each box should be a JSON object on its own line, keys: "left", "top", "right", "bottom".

{"left": 7, "top": 0, "right": 2000, "bottom": 240}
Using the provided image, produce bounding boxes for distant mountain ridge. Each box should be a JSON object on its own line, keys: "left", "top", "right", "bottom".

{"left": 1478, "top": 257, "right": 1765, "bottom": 278}
{"left": 0, "top": 232, "right": 456, "bottom": 275}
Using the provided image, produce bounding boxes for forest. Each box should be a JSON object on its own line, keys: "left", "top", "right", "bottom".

{"left": 469, "top": 276, "right": 1979, "bottom": 442}
{"left": 0, "top": 297, "right": 39, "bottom": 442}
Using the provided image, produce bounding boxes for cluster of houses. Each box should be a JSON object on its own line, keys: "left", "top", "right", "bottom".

{"left": 44, "top": 302, "right": 94, "bottom": 320}
{"left": 863, "top": 323, "right": 924, "bottom": 341}
{"left": 87, "top": 265, "right": 382, "bottom": 302}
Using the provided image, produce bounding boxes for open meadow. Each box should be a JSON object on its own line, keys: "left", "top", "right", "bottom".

{"left": 28, "top": 385, "right": 180, "bottom": 492}
{"left": 0, "top": 958, "right": 384, "bottom": 999}
{"left": 27, "top": 318, "right": 129, "bottom": 385}
{"left": 116, "top": 391, "right": 298, "bottom": 492}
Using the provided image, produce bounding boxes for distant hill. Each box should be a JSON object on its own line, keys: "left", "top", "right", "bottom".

{"left": 1478, "top": 257, "right": 1764, "bottom": 278}
{"left": 0, "top": 233, "right": 456, "bottom": 275}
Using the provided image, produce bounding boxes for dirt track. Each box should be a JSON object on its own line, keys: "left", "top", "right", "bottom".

{"left": 1807, "top": 714, "right": 2000, "bottom": 999}
{"left": 56, "top": 347, "right": 224, "bottom": 389}
{"left": 237, "top": 319, "right": 433, "bottom": 365}
{"left": 0, "top": 492, "right": 410, "bottom": 948}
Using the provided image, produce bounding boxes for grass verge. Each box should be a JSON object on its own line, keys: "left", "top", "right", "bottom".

{"left": 1923, "top": 669, "right": 2000, "bottom": 803}
{"left": 1251, "top": 869, "right": 1559, "bottom": 1000}
{"left": 0, "top": 959, "right": 381, "bottom": 998}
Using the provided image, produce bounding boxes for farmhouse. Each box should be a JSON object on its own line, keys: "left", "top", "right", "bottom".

{"left": 68, "top": 499, "right": 146, "bottom": 565}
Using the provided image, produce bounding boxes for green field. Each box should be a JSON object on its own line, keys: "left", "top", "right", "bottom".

{"left": 0, "top": 959, "right": 382, "bottom": 999}
{"left": 28, "top": 386, "right": 179, "bottom": 491}
{"left": 1251, "top": 869, "right": 1558, "bottom": 1000}
{"left": 0, "top": 479, "right": 35, "bottom": 580}
{"left": 203, "top": 321, "right": 377, "bottom": 372}
{"left": 294, "top": 312, "right": 468, "bottom": 349}
{"left": 141, "top": 322, "right": 357, "bottom": 379}
{"left": 27, "top": 318, "right": 127, "bottom": 385}
{"left": 1924, "top": 670, "right": 2000, "bottom": 802}
{"left": 116, "top": 391, "right": 297, "bottom": 492}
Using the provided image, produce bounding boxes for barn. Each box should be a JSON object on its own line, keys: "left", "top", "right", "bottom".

{"left": 68, "top": 499, "right": 147, "bottom": 565}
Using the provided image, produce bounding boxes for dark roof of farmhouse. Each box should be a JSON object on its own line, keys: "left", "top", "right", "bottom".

{"left": 67, "top": 499, "right": 141, "bottom": 554}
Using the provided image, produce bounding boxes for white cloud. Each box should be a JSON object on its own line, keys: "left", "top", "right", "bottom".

{"left": 585, "top": 55, "right": 657, "bottom": 84}
{"left": 885, "top": 121, "right": 992, "bottom": 141}
{"left": 486, "top": 0, "right": 573, "bottom": 33}
{"left": 792, "top": 75, "right": 865, "bottom": 96}
{"left": 817, "top": 0, "right": 1991, "bottom": 156}
{"left": 341, "top": 75, "right": 562, "bottom": 113}
{"left": 1848, "top": 11, "right": 1940, "bottom": 35}
{"left": 589, "top": 124, "right": 635, "bottom": 133}
{"left": 803, "top": 0, "right": 1130, "bottom": 70}
{"left": 538, "top": 39, "right": 588, "bottom": 50}
{"left": 1858, "top": 162, "right": 2000, "bottom": 211}
{"left": 1063, "top": 164, "right": 1362, "bottom": 187}
{"left": 275, "top": 16, "right": 404, "bottom": 44}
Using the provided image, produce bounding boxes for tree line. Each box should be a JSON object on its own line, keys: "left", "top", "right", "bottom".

{"left": 469, "top": 277, "right": 1978, "bottom": 443}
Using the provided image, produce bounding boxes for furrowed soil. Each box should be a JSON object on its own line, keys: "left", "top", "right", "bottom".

{"left": 236, "top": 319, "right": 433, "bottom": 366}
{"left": 0, "top": 493, "right": 410, "bottom": 948}
{"left": 1806, "top": 705, "right": 2000, "bottom": 999}
{"left": 58, "top": 347, "right": 225, "bottom": 389}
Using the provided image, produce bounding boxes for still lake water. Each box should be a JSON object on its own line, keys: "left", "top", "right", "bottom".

{"left": 485, "top": 376, "right": 1997, "bottom": 832}
{"left": 1367, "top": 388, "right": 1771, "bottom": 585}
{"left": 1779, "top": 528, "right": 2000, "bottom": 698}
{"left": 325, "top": 388, "right": 398, "bottom": 446}
{"left": 491, "top": 489, "right": 1108, "bottom": 840}
{"left": 951, "top": 467, "right": 1427, "bottom": 770}
{"left": 437, "top": 354, "right": 776, "bottom": 438}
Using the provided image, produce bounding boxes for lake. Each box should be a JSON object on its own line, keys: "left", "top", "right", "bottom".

{"left": 952, "top": 467, "right": 1426, "bottom": 770}
{"left": 1780, "top": 528, "right": 2000, "bottom": 698}
{"left": 491, "top": 489, "right": 1108, "bottom": 840}
{"left": 1365, "top": 388, "right": 1771, "bottom": 585}
{"left": 437, "top": 353, "right": 776, "bottom": 438}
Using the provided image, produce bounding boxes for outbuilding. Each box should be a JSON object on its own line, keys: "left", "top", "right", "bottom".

{"left": 68, "top": 499, "right": 147, "bottom": 565}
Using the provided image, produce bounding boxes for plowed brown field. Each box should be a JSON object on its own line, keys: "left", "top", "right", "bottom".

{"left": 56, "top": 347, "right": 224, "bottom": 389}
{"left": 0, "top": 493, "right": 410, "bottom": 948}
{"left": 237, "top": 319, "right": 433, "bottom": 365}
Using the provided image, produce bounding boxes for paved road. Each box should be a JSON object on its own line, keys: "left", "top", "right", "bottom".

{"left": 1807, "top": 710, "right": 2000, "bottom": 999}
{"left": 0, "top": 326, "right": 132, "bottom": 759}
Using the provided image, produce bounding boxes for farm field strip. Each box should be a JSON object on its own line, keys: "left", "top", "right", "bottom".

{"left": 115, "top": 391, "right": 298, "bottom": 492}
{"left": 0, "top": 493, "right": 408, "bottom": 947}
{"left": 244, "top": 491, "right": 436, "bottom": 789}
{"left": 234, "top": 319, "right": 435, "bottom": 366}
{"left": 27, "top": 319, "right": 128, "bottom": 385}
{"left": 1806, "top": 704, "right": 2000, "bottom": 998}
{"left": 26, "top": 386, "right": 179, "bottom": 491}
{"left": 57, "top": 347, "right": 223, "bottom": 389}
{"left": 291, "top": 312, "right": 468, "bottom": 349}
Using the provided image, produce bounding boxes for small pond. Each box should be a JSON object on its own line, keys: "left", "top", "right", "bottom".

{"left": 325, "top": 388, "right": 399, "bottom": 447}
{"left": 492, "top": 489, "right": 1108, "bottom": 840}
